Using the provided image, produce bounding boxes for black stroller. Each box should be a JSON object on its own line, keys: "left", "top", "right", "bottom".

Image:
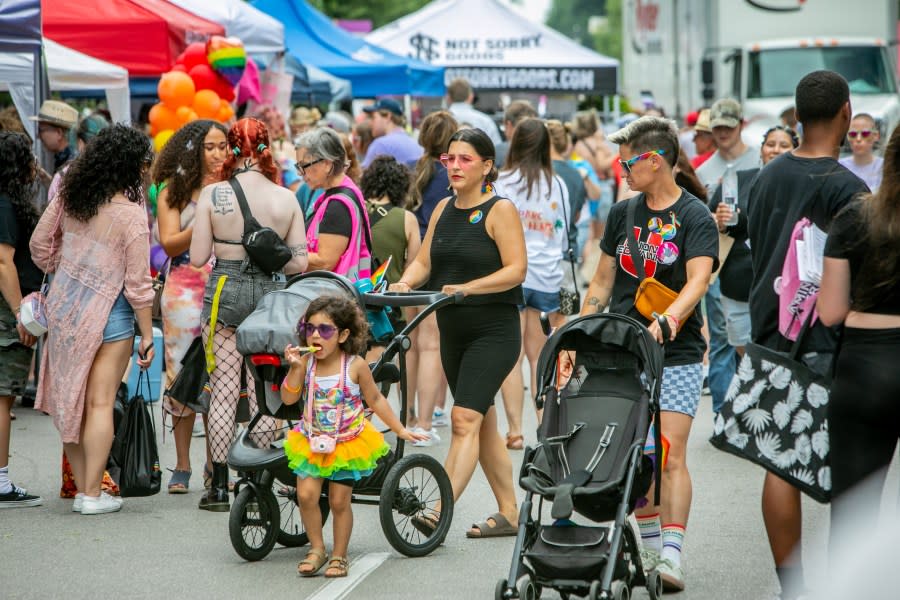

{"left": 497, "top": 313, "right": 665, "bottom": 600}
{"left": 226, "top": 271, "right": 458, "bottom": 561}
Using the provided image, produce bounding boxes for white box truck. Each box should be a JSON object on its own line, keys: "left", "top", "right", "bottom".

{"left": 622, "top": 0, "right": 900, "bottom": 142}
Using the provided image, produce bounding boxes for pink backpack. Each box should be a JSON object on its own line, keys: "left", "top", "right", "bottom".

{"left": 306, "top": 185, "right": 373, "bottom": 281}
{"left": 773, "top": 217, "right": 819, "bottom": 341}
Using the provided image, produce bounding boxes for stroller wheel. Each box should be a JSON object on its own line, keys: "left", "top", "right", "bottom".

{"left": 379, "top": 454, "right": 454, "bottom": 557}
{"left": 609, "top": 580, "right": 630, "bottom": 600}
{"left": 517, "top": 578, "right": 539, "bottom": 600}
{"left": 274, "top": 481, "right": 330, "bottom": 547}
{"left": 646, "top": 569, "right": 663, "bottom": 600}
{"left": 494, "top": 579, "right": 509, "bottom": 600}
{"left": 228, "top": 484, "right": 279, "bottom": 561}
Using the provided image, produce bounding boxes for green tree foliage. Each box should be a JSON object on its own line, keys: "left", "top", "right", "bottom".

{"left": 307, "top": 0, "right": 432, "bottom": 29}
{"left": 593, "top": 0, "right": 622, "bottom": 60}
{"left": 546, "top": 0, "right": 606, "bottom": 49}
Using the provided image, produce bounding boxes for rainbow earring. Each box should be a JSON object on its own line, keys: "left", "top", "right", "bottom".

{"left": 482, "top": 181, "right": 493, "bottom": 194}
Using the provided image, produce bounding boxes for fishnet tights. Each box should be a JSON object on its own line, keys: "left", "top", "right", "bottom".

{"left": 204, "top": 323, "right": 277, "bottom": 463}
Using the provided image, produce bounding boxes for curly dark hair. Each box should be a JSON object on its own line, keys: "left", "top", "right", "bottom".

{"left": 300, "top": 296, "right": 368, "bottom": 356}
{"left": 59, "top": 124, "right": 151, "bottom": 222}
{"left": 360, "top": 155, "right": 411, "bottom": 208}
{"left": 151, "top": 120, "right": 226, "bottom": 211}
{"left": 0, "top": 131, "right": 39, "bottom": 232}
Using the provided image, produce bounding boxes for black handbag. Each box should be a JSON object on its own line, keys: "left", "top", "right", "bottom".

{"left": 163, "top": 336, "right": 210, "bottom": 415}
{"left": 229, "top": 178, "right": 293, "bottom": 275}
{"left": 556, "top": 178, "right": 581, "bottom": 316}
{"left": 114, "top": 371, "right": 162, "bottom": 497}
{"left": 709, "top": 314, "right": 831, "bottom": 503}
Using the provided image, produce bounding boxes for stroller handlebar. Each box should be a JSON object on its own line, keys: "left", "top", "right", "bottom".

{"left": 362, "top": 290, "right": 450, "bottom": 308}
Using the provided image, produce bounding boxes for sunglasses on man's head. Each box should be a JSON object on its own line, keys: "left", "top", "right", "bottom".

{"left": 297, "top": 321, "right": 338, "bottom": 340}
{"left": 618, "top": 149, "right": 666, "bottom": 175}
{"left": 439, "top": 153, "right": 482, "bottom": 168}
{"left": 848, "top": 129, "right": 874, "bottom": 140}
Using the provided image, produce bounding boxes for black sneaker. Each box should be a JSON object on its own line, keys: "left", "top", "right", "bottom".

{"left": 0, "top": 484, "right": 43, "bottom": 508}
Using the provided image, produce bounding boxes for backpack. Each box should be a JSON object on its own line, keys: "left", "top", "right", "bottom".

{"left": 229, "top": 178, "right": 293, "bottom": 274}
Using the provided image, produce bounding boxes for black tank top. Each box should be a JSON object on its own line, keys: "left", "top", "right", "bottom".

{"left": 426, "top": 195, "right": 524, "bottom": 306}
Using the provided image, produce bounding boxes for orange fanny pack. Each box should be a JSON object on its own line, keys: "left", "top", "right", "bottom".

{"left": 634, "top": 277, "right": 692, "bottom": 331}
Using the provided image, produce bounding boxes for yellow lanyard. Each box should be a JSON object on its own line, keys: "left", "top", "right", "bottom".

{"left": 205, "top": 274, "right": 228, "bottom": 373}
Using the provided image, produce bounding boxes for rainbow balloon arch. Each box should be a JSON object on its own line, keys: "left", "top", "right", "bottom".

{"left": 148, "top": 35, "right": 247, "bottom": 151}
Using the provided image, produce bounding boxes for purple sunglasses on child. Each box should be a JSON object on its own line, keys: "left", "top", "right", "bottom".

{"left": 297, "top": 320, "right": 338, "bottom": 340}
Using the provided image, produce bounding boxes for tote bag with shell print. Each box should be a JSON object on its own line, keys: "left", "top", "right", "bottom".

{"left": 709, "top": 339, "right": 831, "bottom": 503}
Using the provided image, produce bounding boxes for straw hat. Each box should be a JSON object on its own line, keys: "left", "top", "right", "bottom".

{"left": 694, "top": 109, "right": 712, "bottom": 133}
{"left": 29, "top": 100, "right": 78, "bottom": 129}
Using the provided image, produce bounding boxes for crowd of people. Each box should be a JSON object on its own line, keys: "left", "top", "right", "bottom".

{"left": 0, "top": 70, "right": 898, "bottom": 597}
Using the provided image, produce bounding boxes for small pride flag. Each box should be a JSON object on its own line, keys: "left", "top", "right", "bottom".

{"left": 370, "top": 255, "right": 392, "bottom": 289}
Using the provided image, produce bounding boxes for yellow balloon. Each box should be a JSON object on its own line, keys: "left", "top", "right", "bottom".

{"left": 154, "top": 129, "right": 175, "bottom": 152}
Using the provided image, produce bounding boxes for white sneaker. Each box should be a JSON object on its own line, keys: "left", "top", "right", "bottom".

{"left": 412, "top": 427, "right": 441, "bottom": 447}
{"left": 80, "top": 492, "right": 123, "bottom": 515}
{"left": 72, "top": 493, "right": 85, "bottom": 512}
{"left": 432, "top": 409, "right": 449, "bottom": 428}
{"left": 656, "top": 557, "right": 685, "bottom": 591}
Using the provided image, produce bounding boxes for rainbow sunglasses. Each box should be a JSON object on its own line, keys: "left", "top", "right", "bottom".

{"left": 619, "top": 149, "right": 666, "bottom": 175}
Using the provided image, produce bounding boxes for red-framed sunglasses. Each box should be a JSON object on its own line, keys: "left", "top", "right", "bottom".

{"left": 848, "top": 129, "right": 874, "bottom": 139}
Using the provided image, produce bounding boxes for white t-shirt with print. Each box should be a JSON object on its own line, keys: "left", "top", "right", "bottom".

{"left": 696, "top": 146, "right": 761, "bottom": 197}
{"left": 495, "top": 170, "right": 569, "bottom": 293}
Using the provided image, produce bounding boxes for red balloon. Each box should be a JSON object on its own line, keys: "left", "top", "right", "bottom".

{"left": 177, "top": 42, "right": 208, "bottom": 71}
{"left": 212, "top": 77, "right": 236, "bottom": 102}
{"left": 188, "top": 63, "right": 219, "bottom": 92}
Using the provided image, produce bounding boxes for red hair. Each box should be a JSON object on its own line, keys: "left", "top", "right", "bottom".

{"left": 219, "top": 117, "right": 279, "bottom": 183}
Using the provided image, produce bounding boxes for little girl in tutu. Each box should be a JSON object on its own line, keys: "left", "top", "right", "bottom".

{"left": 281, "top": 296, "right": 425, "bottom": 578}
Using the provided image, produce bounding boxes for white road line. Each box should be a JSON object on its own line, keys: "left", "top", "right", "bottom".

{"left": 306, "top": 552, "right": 391, "bottom": 600}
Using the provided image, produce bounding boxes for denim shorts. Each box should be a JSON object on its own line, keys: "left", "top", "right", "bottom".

{"left": 519, "top": 287, "right": 560, "bottom": 313}
{"left": 721, "top": 295, "right": 751, "bottom": 347}
{"left": 202, "top": 259, "right": 285, "bottom": 328}
{"left": 102, "top": 291, "right": 135, "bottom": 343}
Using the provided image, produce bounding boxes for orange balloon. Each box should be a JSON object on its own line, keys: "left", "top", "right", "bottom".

{"left": 175, "top": 106, "right": 199, "bottom": 125}
{"left": 148, "top": 102, "right": 179, "bottom": 132}
{"left": 158, "top": 71, "right": 196, "bottom": 110}
{"left": 216, "top": 103, "right": 234, "bottom": 123}
{"left": 192, "top": 89, "right": 221, "bottom": 119}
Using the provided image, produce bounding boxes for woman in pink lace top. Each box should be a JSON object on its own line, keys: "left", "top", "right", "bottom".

{"left": 30, "top": 125, "right": 156, "bottom": 515}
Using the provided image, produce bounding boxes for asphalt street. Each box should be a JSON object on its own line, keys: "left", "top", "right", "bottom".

{"left": 5, "top": 378, "right": 898, "bottom": 600}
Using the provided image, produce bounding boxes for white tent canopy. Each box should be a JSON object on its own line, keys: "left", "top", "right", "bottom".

{"left": 168, "top": 0, "right": 285, "bottom": 55}
{"left": 367, "top": 0, "right": 619, "bottom": 95}
{"left": 2, "top": 38, "right": 130, "bottom": 139}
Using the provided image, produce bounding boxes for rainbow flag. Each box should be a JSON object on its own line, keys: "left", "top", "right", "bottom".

{"left": 370, "top": 255, "right": 392, "bottom": 289}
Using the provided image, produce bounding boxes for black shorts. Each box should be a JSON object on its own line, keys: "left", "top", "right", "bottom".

{"left": 437, "top": 303, "right": 520, "bottom": 415}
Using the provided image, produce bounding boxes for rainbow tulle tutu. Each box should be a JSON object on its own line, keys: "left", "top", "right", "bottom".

{"left": 285, "top": 420, "right": 389, "bottom": 482}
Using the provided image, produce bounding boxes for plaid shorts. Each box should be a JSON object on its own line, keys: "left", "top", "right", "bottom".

{"left": 660, "top": 363, "right": 703, "bottom": 418}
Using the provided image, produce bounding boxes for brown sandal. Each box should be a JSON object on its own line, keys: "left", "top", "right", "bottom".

{"left": 506, "top": 433, "right": 524, "bottom": 450}
{"left": 297, "top": 548, "right": 327, "bottom": 577}
{"left": 324, "top": 556, "right": 349, "bottom": 578}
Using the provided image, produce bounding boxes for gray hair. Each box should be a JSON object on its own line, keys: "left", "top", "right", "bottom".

{"left": 295, "top": 127, "right": 347, "bottom": 174}
{"left": 608, "top": 116, "right": 679, "bottom": 167}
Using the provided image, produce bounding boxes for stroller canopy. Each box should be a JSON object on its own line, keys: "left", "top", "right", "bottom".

{"left": 535, "top": 313, "right": 664, "bottom": 399}
{"left": 236, "top": 271, "right": 362, "bottom": 357}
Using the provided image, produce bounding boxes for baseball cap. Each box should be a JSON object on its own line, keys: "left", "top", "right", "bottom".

{"left": 363, "top": 98, "right": 403, "bottom": 117}
{"left": 709, "top": 98, "right": 743, "bottom": 129}
{"left": 29, "top": 100, "right": 78, "bottom": 129}
{"left": 694, "top": 109, "right": 712, "bottom": 133}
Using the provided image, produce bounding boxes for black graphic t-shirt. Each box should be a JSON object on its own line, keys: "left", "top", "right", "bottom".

{"left": 747, "top": 153, "right": 868, "bottom": 352}
{"left": 600, "top": 191, "right": 719, "bottom": 366}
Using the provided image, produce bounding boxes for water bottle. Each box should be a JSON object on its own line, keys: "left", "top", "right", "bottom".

{"left": 722, "top": 164, "right": 739, "bottom": 227}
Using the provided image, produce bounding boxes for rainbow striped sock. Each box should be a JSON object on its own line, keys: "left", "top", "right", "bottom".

{"left": 636, "top": 513, "right": 662, "bottom": 554}
{"left": 661, "top": 523, "right": 686, "bottom": 567}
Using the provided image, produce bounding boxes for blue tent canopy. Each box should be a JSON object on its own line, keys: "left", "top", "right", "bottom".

{"left": 252, "top": 0, "right": 445, "bottom": 97}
